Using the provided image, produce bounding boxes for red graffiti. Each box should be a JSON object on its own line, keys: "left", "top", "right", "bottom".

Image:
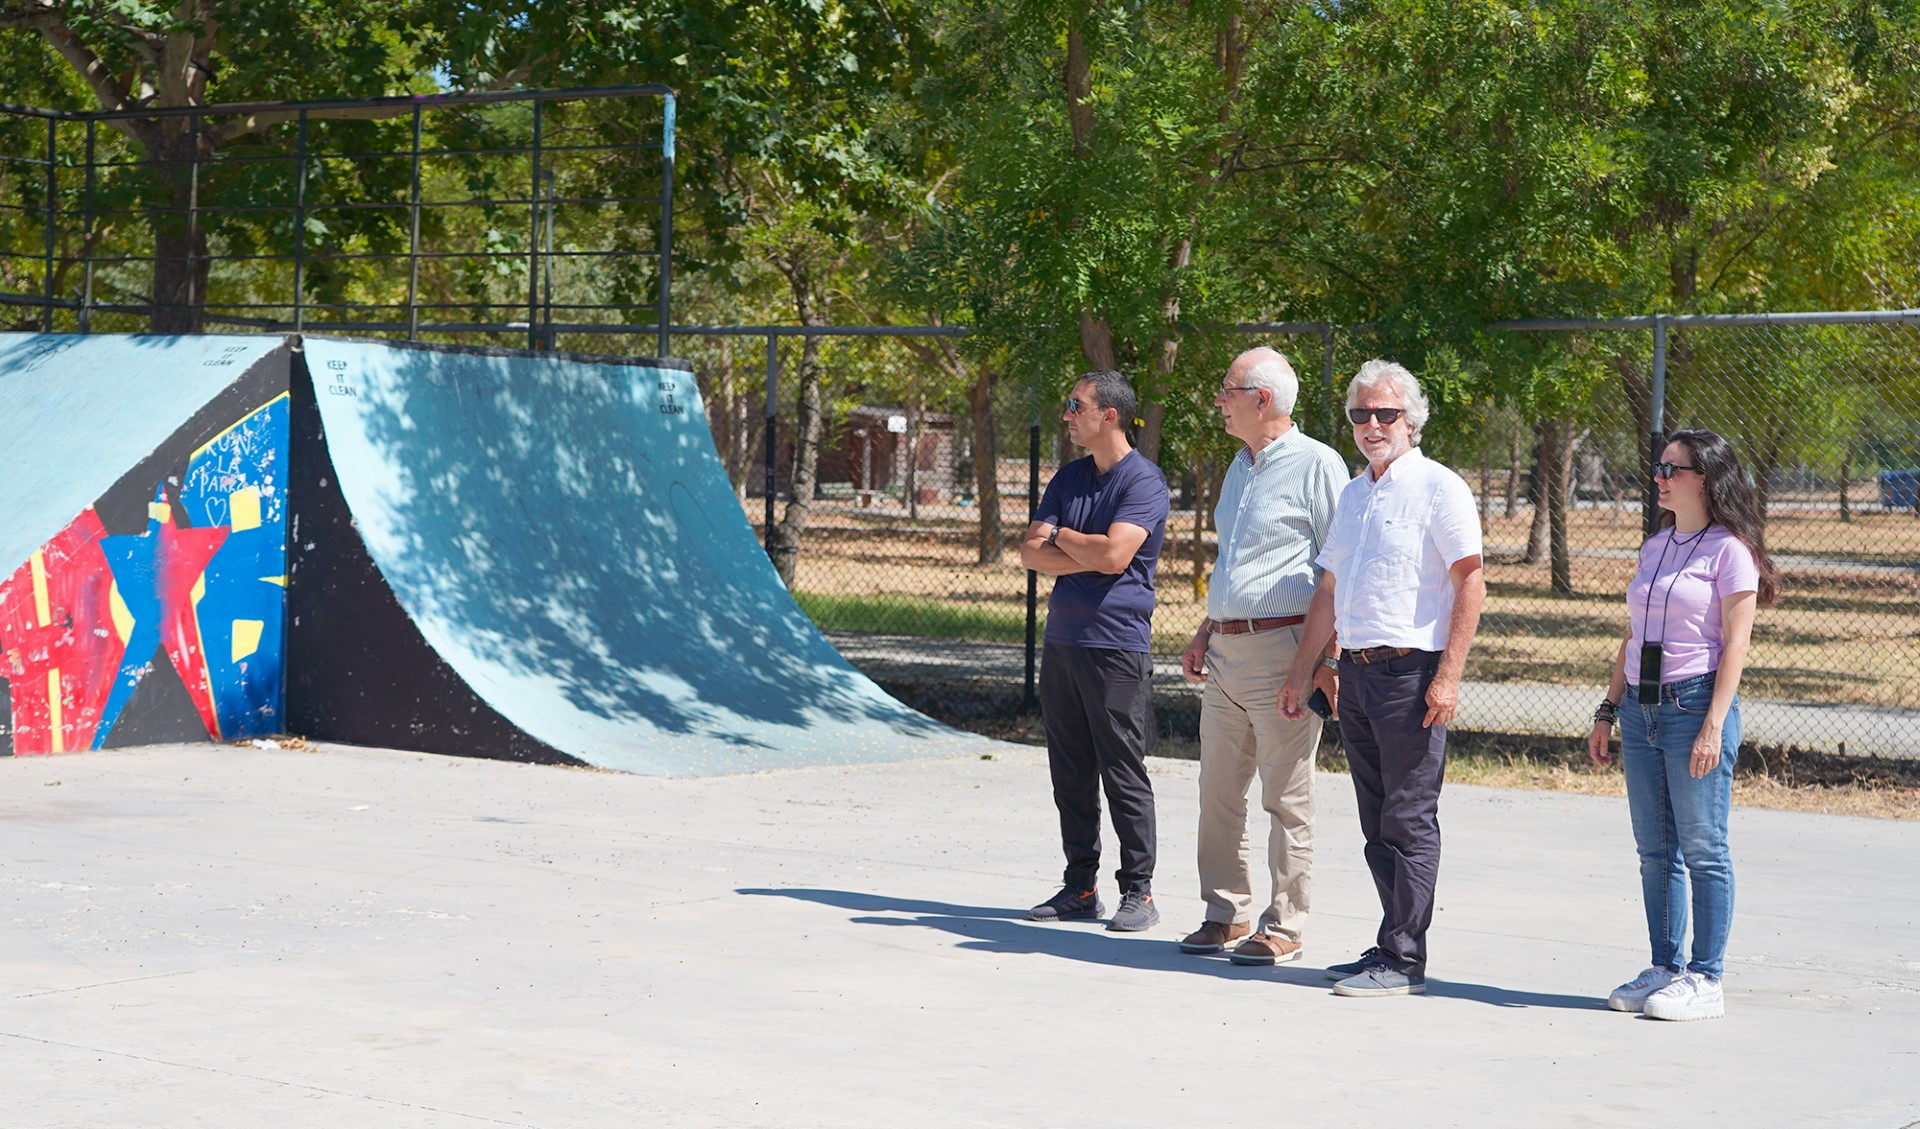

{"left": 0, "top": 509, "right": 124, "bottom": 754}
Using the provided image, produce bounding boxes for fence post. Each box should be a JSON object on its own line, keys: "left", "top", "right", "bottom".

{"left": 80, "top": 119, "right": 95, "bottom": 334}
{"left": 1321, "top": 325, "right": 1339, "bottom": 439}
{"left": 527, "top": 96, "right": 544, "bottom": 351}
{"left": 1024, "top": 416, "right": 1040, "bottom": 713}
{"left": 1646, "top": 316, "right": 1668, "bottom": 536}
{"left": 656, "top": 94, "right": 675, "bottom": 360}
{"left": 41, "top": 117, "right": 56, "bottom": 332}
{"left": 764, "top": 332, "right": 778, "bottom": 552}
{"left": 406, "top": 105, "right": 422, "bottom": 342}
{"left": 293, "top": 111, "right": 307, "bottom": 333}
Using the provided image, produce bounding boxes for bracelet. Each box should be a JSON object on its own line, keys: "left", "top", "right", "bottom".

{"left": 1592, "top": 698, "right": 1619, "bottom": 727}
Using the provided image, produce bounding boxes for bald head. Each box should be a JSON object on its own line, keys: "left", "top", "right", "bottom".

{"left": 1228, "top": 347, "right": 1299, "bottom": 416}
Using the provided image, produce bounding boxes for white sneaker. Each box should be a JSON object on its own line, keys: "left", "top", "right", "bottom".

{"left": 1607, "top": 966, "right": 1678, "bottom": 1013}
{"left": 1642, "top": 971, "right": 1725, "bottom": 1021}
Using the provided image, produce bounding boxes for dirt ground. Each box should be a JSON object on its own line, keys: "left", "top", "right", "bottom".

{"left": 754, "top": 496, "right": 1920, "bottom": 710}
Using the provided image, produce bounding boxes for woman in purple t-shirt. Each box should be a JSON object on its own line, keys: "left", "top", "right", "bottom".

{"left": 1587, "top": 429, "right": 1778, "bottom": 1023}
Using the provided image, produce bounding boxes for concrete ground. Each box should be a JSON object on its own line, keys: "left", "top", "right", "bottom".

{"left": 3, "top": 742, "right": 1917, "bottom": 1128}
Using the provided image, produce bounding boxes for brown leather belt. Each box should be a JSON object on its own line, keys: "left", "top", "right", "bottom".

{"left": 1212, "top": 615, "right": 1305, "bottom": 636}
{"left": 1341, "top": 645, "right": 1415, "bottom": 665}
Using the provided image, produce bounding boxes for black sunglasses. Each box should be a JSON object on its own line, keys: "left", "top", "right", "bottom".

{"left": 1652, "top": 461, "right": 1702, "bottom": 480}
{"left": 1347, "top": 407, "right": 1405, "bottom": 425}
{"left": 1064, "top": 396, "right": 1103, "bottom": 415}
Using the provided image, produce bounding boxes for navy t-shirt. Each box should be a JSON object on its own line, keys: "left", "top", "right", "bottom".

{"left": 1033, "top": 450, "right": 1169, "bottom": 653}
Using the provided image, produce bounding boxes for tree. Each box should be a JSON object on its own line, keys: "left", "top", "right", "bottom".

{"left": 0, "top": 0, "right": 546, "bottom": 331}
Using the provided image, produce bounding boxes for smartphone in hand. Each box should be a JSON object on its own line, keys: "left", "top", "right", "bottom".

{"left": 1306, "top": 687, "right": 1333, "bottom": 719}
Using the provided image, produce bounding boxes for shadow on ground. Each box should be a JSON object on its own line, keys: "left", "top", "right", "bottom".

{"left": 739, "top": 888, "right": 1600, "bottom": 1010}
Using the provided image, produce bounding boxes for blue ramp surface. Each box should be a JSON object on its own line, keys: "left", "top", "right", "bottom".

{"left": 302, "top": 337, "right": 983, "bottom": 775}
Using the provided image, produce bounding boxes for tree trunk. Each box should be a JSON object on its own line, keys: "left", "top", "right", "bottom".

{"left": 149, "top": 124, "right": 206, "bottom": 334}
{"left": 1839, "top": 434, "right": 1858, "bottom": 524}
{"left": 1190, "top": 452, "right": 1208, "bottom": 599}
{"left": 1504, "top": 431, "right": 1520, "bottom": 518}
{"left": 968, "top": 360, "right": 1003, "bottom": 565}
{"left": 1550, "top": 424, "right": 1581, "bottom": 596}
{"left": 905, "top": 391, "right": 923, "bottom": 519}
{"left": 1525, "top": 419, "right": 1551, "bottom": 565}
{"left": 1479, "top": 441, "right": 1493, "bottom": 535}
{"left": 766, "top": 268, "right": 826, "bottom": 590}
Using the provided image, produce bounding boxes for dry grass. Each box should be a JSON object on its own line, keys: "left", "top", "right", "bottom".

{"left": 762, "top": 497, "right": 1920, "bottom": 709}
{"left": 1140, "top": 733, "right": 1920, "bottom": 821}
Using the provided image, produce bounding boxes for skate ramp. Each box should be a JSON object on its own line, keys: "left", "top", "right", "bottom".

{"left": 1, "top": 332, "right": 983, "bottom": 773}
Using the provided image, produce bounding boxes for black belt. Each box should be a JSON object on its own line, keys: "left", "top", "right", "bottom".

{"left": 1213, "top": 615, "right": 1305, "bottom": 636}
{"left": 1341, "top": 645, "right": 1415, "bottom": 665}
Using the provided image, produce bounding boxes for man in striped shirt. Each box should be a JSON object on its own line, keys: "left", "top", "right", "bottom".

{"left": 1176, "top": 347, "right": 1348, "bottom": 965}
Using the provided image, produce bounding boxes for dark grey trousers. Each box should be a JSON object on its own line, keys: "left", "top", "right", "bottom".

{"left": 1038, "top": 642, "right": 1157, "bottom": 892}
{"left": 1337, "top": 649, "right": 1447, "bottom": 976}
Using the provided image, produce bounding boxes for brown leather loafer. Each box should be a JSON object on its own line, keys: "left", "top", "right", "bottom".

{"left": 1177, "top": 919, "right": 1252, "bottom": 954}
{"left": 1229, "top": 932, "right": 1304, "bottom": 966}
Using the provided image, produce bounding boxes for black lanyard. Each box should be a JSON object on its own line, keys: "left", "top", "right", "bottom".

{"left": 1642, "top": 523, "right": 1713, "bottom": 646}
{"left": 1637, "top": 523, "right": 1711, "bottom": 701}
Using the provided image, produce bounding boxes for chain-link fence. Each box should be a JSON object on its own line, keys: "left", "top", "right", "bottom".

{"left": 690, "top": 315, "right": 1920, "bottom": 759}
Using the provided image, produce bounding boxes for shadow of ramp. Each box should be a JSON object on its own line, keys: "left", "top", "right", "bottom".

{"left": 292, "top": 338, "right": 990, "bottom": 776}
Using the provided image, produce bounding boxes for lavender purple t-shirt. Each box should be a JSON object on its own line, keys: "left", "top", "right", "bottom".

{"left": 1626, "top": 525, "right": 1760, "bottom": 684}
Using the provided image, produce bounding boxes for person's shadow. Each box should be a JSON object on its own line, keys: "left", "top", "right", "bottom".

{"left": 738, "top": 887, "right": 1320, "bottom": 983}
{"left": 739, "top": 888, "right": 1602, "bottom": 1009}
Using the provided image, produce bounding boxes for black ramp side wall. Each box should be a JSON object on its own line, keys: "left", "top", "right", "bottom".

{"left": 283, "top": 346, "right": 578, "bottom": 764}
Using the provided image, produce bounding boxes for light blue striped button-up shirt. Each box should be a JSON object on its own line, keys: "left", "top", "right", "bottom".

{"left": 1206, "top": 425, "right": 1350, "bottom": 622}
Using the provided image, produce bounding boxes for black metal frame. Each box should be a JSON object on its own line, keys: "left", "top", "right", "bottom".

{"left": 0, "top": 85, "right": 675, "bottom": 357}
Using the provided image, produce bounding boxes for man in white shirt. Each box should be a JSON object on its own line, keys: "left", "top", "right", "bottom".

{"left": 1281, "top": 359, "right": 1485, "bottom": 998}
{"left": 1175, "top": 347, "right": 1348, "bottom": 966}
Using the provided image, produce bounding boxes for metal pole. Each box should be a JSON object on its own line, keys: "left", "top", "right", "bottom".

{"left": 406, "top": 105, "right": 422, "bottom": 341}
{"left": 542, "top": 170, "right": 556, "bottom": 350}
{"left": 656, "top": 93, "right": 675, "bottom": 359}
{"left": 1024, "top": 417, "right": 1040, "bottom": 713}
{"left": 80, "top": 119, "right": 94, "bottom": 333}
{"left": 41, "top": 116, "right": 57, "bottom": 332}
{"left": 1646, "top": 316, "right": 1669, "bottom": 536}
{"left": 764, "top": 333, "right": 778, "bottom": 550}
{"left": 293, "top": 110, "right": 308, "bottom": 333}
{"left": 528, "top": 96, "right": 544, "bottom": 351}
{"left": 188, "top": 112, "right": 201, "bottom": 332}
{"left": 1321, "top": 325, "right": 1339, "bottom": 441}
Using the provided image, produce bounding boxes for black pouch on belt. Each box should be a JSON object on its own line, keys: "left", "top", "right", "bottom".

{"left": 1637, "top": 643, "right": 1664, "bottom": 705}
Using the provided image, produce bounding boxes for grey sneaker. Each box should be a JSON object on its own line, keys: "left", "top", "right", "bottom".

{"left": 1642, "top": 972, "right": 1724, "bottom": 1021}
{"left": 1332, "top": 960, "right": 1426, "bottom": 997}
{"left": 1028, "top": 884, "right": 1104, "bottom": 922}
{"left": 1106, "top": 888, "right": 1159, "bottom": 932}
{"left": 1324, "top": 947, "right": 1383, "bottom": 981}
{"left": 1607, "top": 966, "right": 1679, "bottom": 1013}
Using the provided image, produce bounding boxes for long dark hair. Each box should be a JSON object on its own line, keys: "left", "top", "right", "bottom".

{"left": 1656, "top": 428, "right": 1779, "bottom": 607}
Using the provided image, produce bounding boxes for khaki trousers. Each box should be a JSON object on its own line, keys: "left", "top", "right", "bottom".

{"left": 1197, "top": 626, "right": 1321, "bottom": 941}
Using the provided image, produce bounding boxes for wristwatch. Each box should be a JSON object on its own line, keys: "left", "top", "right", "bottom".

{"left": 1045, "top": 524, "right": 1061, "bottom": 547}
{"left": 1320, "top": 657, "right": 1339, "bottom": 672}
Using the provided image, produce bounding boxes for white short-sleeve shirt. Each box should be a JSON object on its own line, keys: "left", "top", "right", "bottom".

{"left": 1315, "top": 447, "right": 1482, "bottom": 651}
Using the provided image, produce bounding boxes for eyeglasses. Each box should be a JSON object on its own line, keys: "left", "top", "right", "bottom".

{"left": 1064, "top": 397, "right": 1100, "bottom": 415}
{"left": 1652, "top": 461, "right": 1702, "bottom": 480}
{"left": 1347, "top": 407, "right": 1405, "bottom": 425}
{"left": 1218, "top": 385, "right": 1259, "bottom": 395}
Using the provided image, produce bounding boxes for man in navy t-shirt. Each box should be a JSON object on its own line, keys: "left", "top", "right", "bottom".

{"left": 1019, "top": 370, "right": 1170, "bottom": 932}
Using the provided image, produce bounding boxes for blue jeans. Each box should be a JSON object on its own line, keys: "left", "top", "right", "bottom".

{"left": 1620, "top": 671, "right": 1738, "bottom": 979}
